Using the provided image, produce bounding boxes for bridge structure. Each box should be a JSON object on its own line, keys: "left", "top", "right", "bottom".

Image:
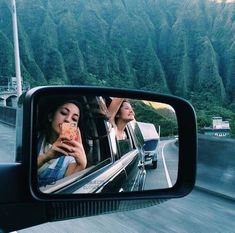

{"left": 0, "top": 87, "right": 18, "bottom": 107}
{"left": 0, "top": 78, "right": 29, "bottom": 126}
{"left": 0, "top": 76, "right": 30, "bottom": 107}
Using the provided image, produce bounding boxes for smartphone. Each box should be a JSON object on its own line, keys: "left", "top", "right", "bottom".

{"left": 60, "top": 122, "right": 79, "bottom": 141}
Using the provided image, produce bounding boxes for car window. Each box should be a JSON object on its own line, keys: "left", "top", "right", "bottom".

{"left": 116, "top": 126, "right": 135, "bottom": 157}
{"left": 84, "top": 116, "right": 112, "bottom": 168}
{"left": 81, "top": 97, "right": 113, "bottom": 167}
{"left": 143, "top": 139, "right": 158, "bottom": 151}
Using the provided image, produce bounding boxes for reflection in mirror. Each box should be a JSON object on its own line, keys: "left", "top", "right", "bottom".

{"left": 36, "top": 95, "right": 178, "bottom": 194}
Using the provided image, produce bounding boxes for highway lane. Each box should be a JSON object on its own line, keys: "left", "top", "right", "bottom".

{"left": 0, "top": 122, "right": 16, "bottom": 162}
{"left": 145, "top": 138, "right": 178, "bottom": 190}
{"left": 18, "top": 189, "right": 235, "bottom": 233}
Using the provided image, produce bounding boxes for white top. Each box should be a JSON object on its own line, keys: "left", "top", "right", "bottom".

{"left": 38, "top": 137, "right": 76, "bottom": 175}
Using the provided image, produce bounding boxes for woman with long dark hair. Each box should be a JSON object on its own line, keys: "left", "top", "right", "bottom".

{"left": 108, "top": 98, "right": 135, "bottom": 140}
{"left": 37, "top": 99, "right": 87, "bottom": 186}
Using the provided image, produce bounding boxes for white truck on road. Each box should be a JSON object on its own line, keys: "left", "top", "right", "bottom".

{"left": 137, "top": 122, "right": 159, "bottom": 169}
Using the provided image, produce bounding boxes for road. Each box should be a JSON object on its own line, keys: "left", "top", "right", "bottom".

{"left": 18, "top": 189, "right": 235, "bottom": 233}
{"left": 0, "top": 122, "right": 15, "bottom": 162}
{"left": 144, "top": 138, "right": 178, "bottom": 190}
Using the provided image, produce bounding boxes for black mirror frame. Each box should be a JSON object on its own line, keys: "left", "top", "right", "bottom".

{"left": 22, "top": 86, "right": 197, "bottom": 201}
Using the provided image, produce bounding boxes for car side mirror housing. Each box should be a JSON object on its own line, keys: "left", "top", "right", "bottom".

{"left": 23, "top": 86, "right": 197, "bottom": 199}
{"left": 0, "top": 86, "right": 197, "bottom": 232}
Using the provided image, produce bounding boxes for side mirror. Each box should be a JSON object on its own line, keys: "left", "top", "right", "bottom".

{"left": 21, "top": 86, "right": 197, "bottom": 199}
{"left": 0, "top": 86, "right": 196, "bottom": 232}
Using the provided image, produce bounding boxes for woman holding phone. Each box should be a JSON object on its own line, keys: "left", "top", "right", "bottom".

{"left": 37, "top": 99, "right": 87, "bottom": 187}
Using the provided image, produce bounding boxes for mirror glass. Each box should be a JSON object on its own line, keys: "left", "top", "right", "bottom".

{"left": 35, "top": 94, "right": 178, "bottom": 194}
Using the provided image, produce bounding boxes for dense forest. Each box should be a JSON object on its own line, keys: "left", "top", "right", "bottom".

{"left": 0, "top": 0, "right": 235, "bottom": 136}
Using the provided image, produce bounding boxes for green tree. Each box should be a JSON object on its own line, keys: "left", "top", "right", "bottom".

{"left": 0, "top": 32, "right": 14, "bottom": 78}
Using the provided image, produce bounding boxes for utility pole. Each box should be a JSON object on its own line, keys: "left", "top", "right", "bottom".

{"left": 11, "top": 0, "right": 22, "bottom": 97}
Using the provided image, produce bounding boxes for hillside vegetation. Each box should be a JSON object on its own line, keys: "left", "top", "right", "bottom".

{"left": 0, "top": 0, "right": 235, "bottom": 136}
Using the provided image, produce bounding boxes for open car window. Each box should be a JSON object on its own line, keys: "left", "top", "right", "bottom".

{"left": 116, "top": 126, "right": 135, "bottom": 157}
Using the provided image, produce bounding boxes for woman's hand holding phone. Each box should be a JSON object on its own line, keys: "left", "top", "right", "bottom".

{"left": 60, "top": 122, "right": 79, "bottom": 142}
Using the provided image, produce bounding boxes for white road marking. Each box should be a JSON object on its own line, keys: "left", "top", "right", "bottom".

{"left": 161, "top": 141, "right": 173, "bottom": 188}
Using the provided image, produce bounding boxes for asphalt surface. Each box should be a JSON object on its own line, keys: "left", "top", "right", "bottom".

{"left": 0, "top": 123, "right": 16, "bottom": 162}
{"left": 144, "top": 139, "right": 178, "bottom": 190}
{"left": 18, "top": 189, "right": 235, "bottom": 233}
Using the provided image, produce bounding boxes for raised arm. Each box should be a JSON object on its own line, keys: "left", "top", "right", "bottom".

{"left": 107, "top": 98, "right": 124, "bottom": 127}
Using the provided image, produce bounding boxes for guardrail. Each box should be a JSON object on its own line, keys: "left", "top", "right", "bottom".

{"left": 196, "top": 134, "right": 235, "bottom": 200}
{"left": 0, "top": 106, "right": 16, "bottom": 127}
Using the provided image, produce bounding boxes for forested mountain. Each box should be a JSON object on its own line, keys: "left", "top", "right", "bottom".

{"left": 0, "top": 0, "right": 235, "bottom": 133}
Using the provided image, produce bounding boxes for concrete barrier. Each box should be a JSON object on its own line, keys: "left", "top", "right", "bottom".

{"left": 0, "top": 106, "right": 16, "bottom": 127}
{"left": 196, "top": 134, "right": 235, "bottom": 199}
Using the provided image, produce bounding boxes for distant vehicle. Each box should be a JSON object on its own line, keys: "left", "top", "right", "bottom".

{"left": 136, "top": 122, "right": 160, "bottom": 169}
